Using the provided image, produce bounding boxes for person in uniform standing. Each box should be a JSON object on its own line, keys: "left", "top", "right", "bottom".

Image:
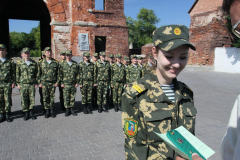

{"left": 59, "top": 51, "right": 66, "bottom": 111}
{"left": 142, "top": 54, "right": 155, "bottom": 76}
{"left": 123, "top": 56, "right": 130, "bottom": 68}
{"left": 37, "top": 47, "right": 59, "bottom": 118}
{"left": 0, "top": 44, "right": 15, "bottom": 123}
{"left": 92, "top": 53, "right": 98, "bottom": 108}
{"left": 94, "top": 51, "right": 111, "bottom": 113}
{"left": 126, "top": 55, "right": 141, "bottom": 85}
{"left": 111, "top": 54, "right": 125, "bottom": 112}
{"left": 38, "top": 51, "right": 46, "bottom": 113}
{"left": 16, "top": 47, "right": 38, "bottom": 121}
{"left": 122, "top": 25, "right": 197, "bottom": 160}
{"left": 137, "top": 56, "right": 144, "bottom": 77}
{"left": 59, "top": 50, "right": 78, "bottom": 117}
{"left": 79, "top": 52, "right": 94, "bottom": 114}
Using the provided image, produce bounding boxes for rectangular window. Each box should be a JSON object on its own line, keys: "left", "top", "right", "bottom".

{"left": 95, "top": 0, "right": 105, "bottom": 11}
{"left": 95, "top": 36, "right": 106, "bottom": 53}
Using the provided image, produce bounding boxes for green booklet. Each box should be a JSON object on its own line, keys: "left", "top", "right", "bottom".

{"left": 155, "top": 126, "right": 215, "bottom": 160}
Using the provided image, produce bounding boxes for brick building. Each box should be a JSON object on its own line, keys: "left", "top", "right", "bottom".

{"left": 188, "top": 0, "right": 232, "bottom": 65}
{"left": 0, "top": 0, "right": 129, "bottom": 59}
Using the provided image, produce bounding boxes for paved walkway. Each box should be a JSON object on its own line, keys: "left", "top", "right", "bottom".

{"left": 0, "top": 71, "right": 240, "bottom": 160}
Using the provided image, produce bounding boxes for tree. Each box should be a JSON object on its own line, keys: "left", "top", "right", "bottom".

{"left": 126, "top": 8, "right": 160, "bottom": 48}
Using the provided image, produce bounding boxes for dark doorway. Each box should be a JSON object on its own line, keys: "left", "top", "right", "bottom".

{"left": 95, "top": 36, "right": 106, "bottom": 54}
{"left": 0, "top": 0, "right": 51, "bottom": 56}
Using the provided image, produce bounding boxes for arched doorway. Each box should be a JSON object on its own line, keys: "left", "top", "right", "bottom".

{"left": 0, "top": 0, "right": 51, "bottom": 55}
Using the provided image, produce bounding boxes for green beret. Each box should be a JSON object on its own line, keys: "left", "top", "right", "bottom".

{"left": 115, "top": 54, "right": 122, "bottom": 58}
{"left": 0, "top": 44, "right": 6, "bottom": 49}
{"left": 83, "top": 52, "right": 90, "bottom": 56}
{"left": 108, "top": 54, "right": 114, "bottom": 58}
{"left": 60, "top": 51, "right": 66, "bottom": 55}
{"left": 93, "top": 53, "right": 98, "bottom": 57}
{"left": 21, "top": 47, "right": 30, "bottom": 53}
{"left": 131, "top": 54, "right": 137, "bottom": 59}
{"left": 44, "top": 47, "right": 52, "bottom": 51}
{"left": 137, "top": 56, "right": 143, "bottom": 60}
{"left": 100, "top": 52, "right": 106, "bottom": 56}
{"left": 66, "top": 50, "right": 72, "bottom": 55}
{"left": 152, "top": 25, "right": 196, "bottom": 51}
{"left": 146, "top": 55, "right": 153, "bottom": 59}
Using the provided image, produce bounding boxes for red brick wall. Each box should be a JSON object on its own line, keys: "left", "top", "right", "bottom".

{"left": 190, "top": 0, "right": 223, "bottom": 16}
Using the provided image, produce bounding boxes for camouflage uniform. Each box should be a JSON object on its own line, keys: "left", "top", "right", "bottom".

{"left": 59, "top": 51, "right": 66, "bottom": 111}
{"left": 142, "top": 55, "right": 154, "bottom": 76}
{"left": 107, "top": 54, "right": 114, "bottom": 107}
{"left": 16, "top": 58, "right": 38, "bottom": 113}
{"left": 94, "top": 52, "right": 111, "bottom": 112}
{"left": 79, "top": 52, "right": 94, "bottom": 114}
{"left": 111, "top": 54, "right": 126, "bottom": 112}
{"left": 122, "top": 25, "right": 197, "bottom": 160}
{"left": 137, "top": 56, "right": 144, "bottom": 76}
{"left": 38, "top": 58, "right": 44, "bottom": 108}
{"left": 126, "top": 55, "right": 141, "bottom": 84}
{"left": 37, "top": 47, "right": 59, "bottom": 118}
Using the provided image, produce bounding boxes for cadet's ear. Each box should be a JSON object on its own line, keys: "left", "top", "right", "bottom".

{"left": 152, "top": 47, "right": 158, "bottom": 61}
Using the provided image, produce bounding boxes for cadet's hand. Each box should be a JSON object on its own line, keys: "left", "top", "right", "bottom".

{"left": 192, "top": 153, "right": 204, "bottom": 160}
{"left": 79, "top": 85, "right": 83, "bottom": 88}
{"left": 39, "top": 84, "right": 43, "bottom": 88}
{"left": 35, "top": 85, "right": 38, "bottom": 89}
{"left": 54, "top": 83, "right": 58, "bottom": 87}
{"left": 12, "top": 83, "right": 15, "bottom": 89}
{"left": 61, "top": 84, "right": 65, "bottom": 88}
{"left": 94, "top": 84, "right": 98, "bottom": 87}
{"left": 17, "top": 85, "right": 21, "bottom": 90}
{"left": 75, "top": 84, "right": 79, "bottom": 88}
{"left": 176, "top": 155, "right": 186, "bottom": 160}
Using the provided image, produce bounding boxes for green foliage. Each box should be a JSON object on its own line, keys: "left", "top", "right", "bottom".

{"left": 226, "top": 15, "right": 240, "bottom": 48}
{"left": 30, "top": 50, "right": 41, "bottom": 57}
{"left": 126, "top": 8, "right": 160, "bottom": 48}
{"left": 9, "top": 22, "right": 41, "bottom": 57}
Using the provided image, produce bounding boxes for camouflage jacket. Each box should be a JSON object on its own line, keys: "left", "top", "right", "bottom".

{"left": 79, "top": 61, "right": 94, "bottom": 85}
{"left": 142, "top": 63, "right": 154, "bottom": 77}
{"left": 94, "top": 60, "right": 111, "bottom": 84}
{"left": 126, "top": 64, "right": 141, "bottom": 84}
{"left": 37, "top": 58, "right": 59, "bottom": 84}
{"left": 16, "top": 59, "right": 38, "bottom": 85}
{"left": 0, "top": 58, "right": 15, "bottom": 84}
{"left": 138, "top": 64, "right": 144, "bottom": 77}
{"left": 59, "top": 60, "right": 79, "bottom": 85}
{"left": 111, "top": 62, "right": 126, "bottom": 84}
{"left": 121, "top": 70, "right": 197, "bottom": 160}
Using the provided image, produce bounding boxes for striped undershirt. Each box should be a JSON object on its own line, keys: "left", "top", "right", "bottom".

{"left": 161, "top": 84, "right": 175, "bottom": 102}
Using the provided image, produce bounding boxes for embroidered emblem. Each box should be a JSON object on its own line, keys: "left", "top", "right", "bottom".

{"left": 124, "top": 118, "right": 138, "bottom": 138}
{"left": 132, "top": 85, "right": 143, "bottom": 93}
{"left": 174, "top": 27, "right": 181, "bottom": 35}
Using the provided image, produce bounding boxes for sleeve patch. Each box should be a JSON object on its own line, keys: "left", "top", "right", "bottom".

{"left": 124, "top": 118, "right": 138, "bottom": 138}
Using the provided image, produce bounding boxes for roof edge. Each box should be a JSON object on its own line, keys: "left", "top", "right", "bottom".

{"left": 188, "top": 0, "right": 199, "bottom": 14}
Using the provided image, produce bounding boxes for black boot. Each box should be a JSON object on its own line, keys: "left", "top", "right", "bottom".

{"left": 45, "top": 109, "right": 50, "bottom": 118}
{"left": 114, "top": 104, "right": 118, "bottom": 112}
{"left": 0, "top": 113, "right": 5, "bottom": 123}
{"left": 118, "top": 103, "right": 121, "bottom": 111}
{"left": 65, "top": 108, "right": 70, "bottom": 117}
{"left": 98, "top": 105, "right": 102, "bottom": 113}
{"left": 23, "top": 111, "right": 29, "bottom": 121}
{"left": 102, "top": 104, "right": 109, "bottom": 113}
{"left": 70, "top": 108, "right": 78, "bottom": 116}
{"left": 83, "top": 104, "right": 88, "bottom": 114}
{"left": 87, "top": 103, "right": 93, "bottom": 114}
{"left": 5, "top": 112, "right": 11, "bottom": 122}
{"left": 50, "top": 109, "right": 56, "bottom": 118}
{"left": 41, "top": 105, "right": 46, "bottom": 114}
{"left": 29, "top": 110, "right": 36, "bottom": 120}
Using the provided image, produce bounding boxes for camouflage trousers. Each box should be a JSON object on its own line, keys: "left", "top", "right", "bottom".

{"left": 81, "top": 81, "right": 93, "bottom": 105}
{"left": 97, "top": 81, "right": 109, "bottom": 106}
{"left": 0, "top": 83, "right": 11, "bottom": 113}
{"left": 63, "top": 84, "right": 76, "bottom": 108}
{"left": 19, "top": 84, "right": 35, "bottom": 112}
{"left": 59, "top": 86, "right": 64, "bottom": 107}
{"left": 42, "top": 82, "right": 56, "bottom": 109}
{"left": 39, "top": 88, "right": 43, "bottom": 106}
{"left": 112, "top": 81, "right": 124, "bottom": 104}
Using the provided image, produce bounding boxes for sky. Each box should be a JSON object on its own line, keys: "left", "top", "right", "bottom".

{"left": 9, "top": 0, "right": 195, "bottom": 33}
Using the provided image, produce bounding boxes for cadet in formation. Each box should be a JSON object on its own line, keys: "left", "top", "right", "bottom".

{"left": 0, "top": 44, "right": 15, "bottom": 123}
{"left": 91, "top": 53, "right": 98, "bottom": 108}
{"left": 59, "top": 51, "right": 66, "bottom": 111}
{"left": 59, "top": 50, "right": 78, "bottom": 116}
{"left": 122, "top": 25, "right": 197, "bottom": 160}
{"left": 111, "top": 54, "right": 125, "bottom": 112}
{"left": 94, "top": 52, "right": 110, "bottom": 113}
{"left": 37, "top": 47, "right": 59, "bottom": 118}
{"left": 126, "top": 54, "right": 142, "bottom": 84}
{"left": 79, "top": 52, "right": 94, "bottom": 114}
{"left": 142, "top": 54, "right": 154, "bottom": 76}
{"left": 16, "top": 48, "right": 38, "bottom": 121}
{"left": 137, "top": 56, "right": 144, "bottom": 76}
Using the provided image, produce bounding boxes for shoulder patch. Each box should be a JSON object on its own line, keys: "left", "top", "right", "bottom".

{"left": 124, "top": 118, "right": 138, "bottom": 138}
{"left": 125, "top": 81, "right": 146, "bottom": 98}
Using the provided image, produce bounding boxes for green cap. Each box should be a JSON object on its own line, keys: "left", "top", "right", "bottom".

{"left": 60, "top": 51, "right": 66, "bottom": 55}
{"left": 146, "top": 55, "right": 153, "bottom": 59}
{"left": 108, "top": 54, "right": 114, "bottom": 58}
{"left": 66, "top": 50, "right": 72, "bottom": 55}
{"left": 100, "top": 52, "right": 106, "bottom": 56}
{"left": 41, "top": 51, "right": 45, "bottom": 56}
{"left": 137, "top": 56, "right": 143, "bottom": 60}
{"left": 115, "top": 54, "right": 122, "bottom": 58}
{"left": 44, "top": 47, "right": 52, "bottom": 51}
{"left": 21, "top": 47, "right": 30, "bottom": 53}
{"left": 131, "top": 54, "right": 137, "bottom": 59}
{"left": 152, "top": 25, "right": 196, "bottom": 51}
{"left": 93, "top": 53, "right": 98, "bottom": 57}
{"left": 83, "top": 52, "right": 90, "bottom": 56}
{"left": 0, "top": 44, "right": 6, "bottom": 49}
{"left": 124, "top": 56, "right": 130, "bottom": 61}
